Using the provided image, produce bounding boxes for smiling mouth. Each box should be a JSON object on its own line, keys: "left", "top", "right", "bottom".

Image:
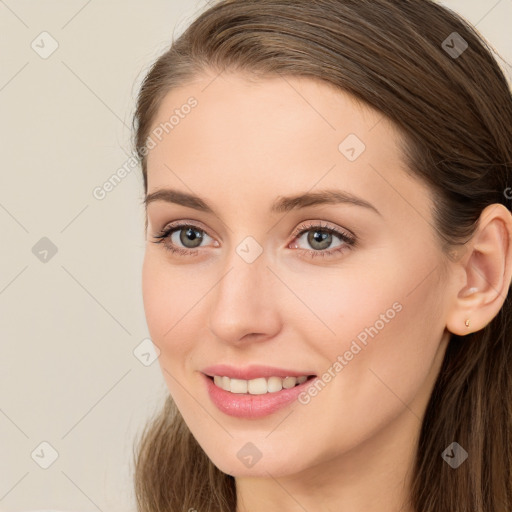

{"left": 206, "top": 374, "right": 317, "bottom": 394}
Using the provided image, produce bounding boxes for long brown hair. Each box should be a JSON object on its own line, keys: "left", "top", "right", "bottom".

{"left": 131, "top": 1, "right": 512, "bottom": 510}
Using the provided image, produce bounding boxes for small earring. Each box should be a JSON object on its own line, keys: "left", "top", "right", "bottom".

{"left": 465, "top": 319, "right": 470, "bottom": 327}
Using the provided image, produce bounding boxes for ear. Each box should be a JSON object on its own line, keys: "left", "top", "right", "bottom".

{"left": 445, "top": 203, "right": 512, "bottom": 336}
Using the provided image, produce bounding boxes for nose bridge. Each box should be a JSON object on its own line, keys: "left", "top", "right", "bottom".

{"left": 215, "top": 240, "right": 271, "bottom": 312}
{"left": 208, "top": 237, "right": 281, "bottom": 342}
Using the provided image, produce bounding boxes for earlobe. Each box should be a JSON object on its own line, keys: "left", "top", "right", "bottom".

{"left": 445, "top": 203, "right": 512, "bottom": 336}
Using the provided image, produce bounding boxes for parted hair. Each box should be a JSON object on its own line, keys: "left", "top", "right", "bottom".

{"left": 131, "top": 1, "right": 512, "bottom": 510}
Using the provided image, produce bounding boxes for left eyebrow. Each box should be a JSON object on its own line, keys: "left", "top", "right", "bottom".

{"left": 144, "top": 188, "right": 381, "bottom": 217}
{"left": 271, "top": 189, "right": 381, "bottom": 216}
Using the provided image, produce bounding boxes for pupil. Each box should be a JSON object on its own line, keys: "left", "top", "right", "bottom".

{"left": 309, "top": 230, "right": 331, "bottom": 250}
{"left": 186, "top": 228, "right": 198, "bottom": 240}
{"left": 181, "top": 227, "right": 203, "bottom": 248}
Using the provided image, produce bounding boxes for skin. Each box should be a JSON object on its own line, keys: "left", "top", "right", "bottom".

{"left": 141, "top": 70, "right": 512, "bottom": 512}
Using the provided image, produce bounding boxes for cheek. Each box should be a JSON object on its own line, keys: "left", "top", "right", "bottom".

{"left": 297, "top": 259, "right": 443, "bottom": 391}
{"left": 142, "top": 255, "right": 194, "bottom": 407}
{"left": 282, "top": 267, "right": 445, "bottom": 457}
{"left": 141, "top": 253, "right": 169, "bottom": 341}
{"left": 141, "top": 254, "right": 189, "bottom": 357}
{"left": 141, "top": 252, "right": 210, "bottom": 365}
{"left": 285, "top": 263, "right": 399, "bottom": 347}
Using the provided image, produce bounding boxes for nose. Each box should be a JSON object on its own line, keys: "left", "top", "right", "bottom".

{"left": 208, "top": 247, "right": 282, "bottom": 345}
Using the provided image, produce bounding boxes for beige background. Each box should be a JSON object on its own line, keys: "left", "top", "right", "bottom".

{"left": 0, "top": 1, "right": 510, "bottom": 511}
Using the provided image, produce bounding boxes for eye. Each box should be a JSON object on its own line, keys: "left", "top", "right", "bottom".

{"left": 289, "top": 221, "right": 356, "bottom": 259}
{"left": 151, "top": 220, "right": 357, "bottom": 259}
{"left": 151, "top": 222, "right": 216, "bottom": 256}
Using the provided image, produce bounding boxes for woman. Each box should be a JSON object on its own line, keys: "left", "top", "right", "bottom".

{"left": 131, "top": 0, "right": 512, "bottom": 511}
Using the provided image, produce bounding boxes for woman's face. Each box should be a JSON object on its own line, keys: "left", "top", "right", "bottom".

{"left": 142, "top": 71, "right": 454, "bottom": 477}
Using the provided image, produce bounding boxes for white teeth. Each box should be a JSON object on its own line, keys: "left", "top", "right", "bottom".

{"left": 248, "top": 377, "right": 267, "bottom": 395}
{"left": 282, "top": 376, "right": 297, "bottom": 389}
{"left": 211, "top": 375, "right": 311, "bottom": 394}
{"left": 267, "top": 376, "right": 283, "bottom": 393}
{"left": 230, "top": 378, "right": 248, "bottom": 394}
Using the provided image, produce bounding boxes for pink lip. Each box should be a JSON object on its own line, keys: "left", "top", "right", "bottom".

{"left": 201, "top": 372, "right": 319, "bottom": 419}
{"left": 201, "top": 364, "right": 316, "bottom": 380}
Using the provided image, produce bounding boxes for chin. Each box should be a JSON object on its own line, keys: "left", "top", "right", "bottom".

{"left": 200, "top": 439, "right": 309, "bottom": 478}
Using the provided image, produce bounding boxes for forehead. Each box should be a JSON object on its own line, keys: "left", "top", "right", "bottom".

{"left": 148, "top": 71, "right": 388, "bottom": 157}
{"left": 144, "top": 72, "right": 431, "bottom": 222}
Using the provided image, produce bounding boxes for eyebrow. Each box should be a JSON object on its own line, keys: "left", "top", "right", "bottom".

{"left": 144, "top": 188, "right": 381, "bottom": 216}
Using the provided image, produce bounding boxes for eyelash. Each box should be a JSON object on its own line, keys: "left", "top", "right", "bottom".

{"left": 151, "top": 221, "right": 357, "bottom": 259}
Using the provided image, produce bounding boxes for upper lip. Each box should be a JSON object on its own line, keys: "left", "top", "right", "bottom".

{"left": 201, "top": 364, "right": 316, "bottom": 380}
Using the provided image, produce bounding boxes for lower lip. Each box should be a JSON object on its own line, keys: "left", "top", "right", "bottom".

{"left": 202, "top": 373, "right": 317, "bottom": 418}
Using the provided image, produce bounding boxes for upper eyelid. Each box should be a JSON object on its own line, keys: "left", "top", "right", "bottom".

{"left": 294, "top": 221, "right": 353, "bottom": 237}
{"left": 163, "top": 221, "right": 216, "bottom": 240}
